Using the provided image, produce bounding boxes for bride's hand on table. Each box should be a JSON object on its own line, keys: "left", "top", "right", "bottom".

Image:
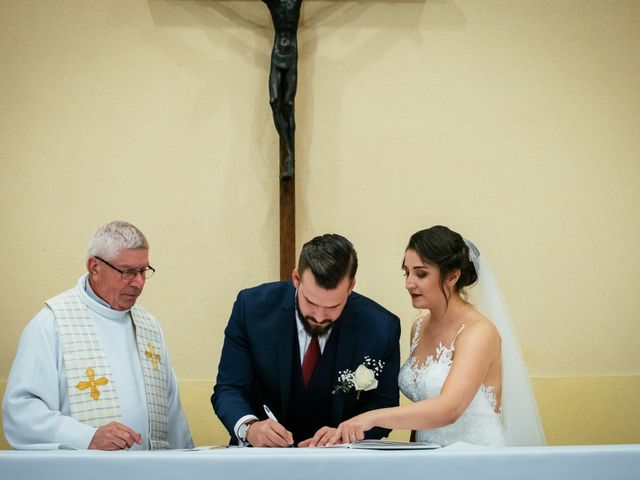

{"left": 325, "top": 414, "right": 374, "bottom": 446}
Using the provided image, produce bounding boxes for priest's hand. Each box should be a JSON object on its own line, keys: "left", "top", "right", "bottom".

{"left": 246, "top": 419, "right": 293, "bottom": 447}
{"left": 298, "top": 426, "right": 338, "bottom": 447}
{"left": 89, "top": 421, "right": 143, "bottom": 450}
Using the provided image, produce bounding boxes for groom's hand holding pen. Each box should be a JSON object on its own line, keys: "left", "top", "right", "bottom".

{"left": 245, "top": 405, "right": 294, "bottom": 447}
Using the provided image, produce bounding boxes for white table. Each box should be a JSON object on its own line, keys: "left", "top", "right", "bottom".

{"left": 0, "top": 443, "right": 638, "bottom": 480}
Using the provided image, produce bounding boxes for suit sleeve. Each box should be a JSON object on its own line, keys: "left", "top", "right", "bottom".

{"left": 361, "top": 314, "right": 401, "bottom": 440}
{"left": 211, "top": 292, "right": 257, "bottom": 441}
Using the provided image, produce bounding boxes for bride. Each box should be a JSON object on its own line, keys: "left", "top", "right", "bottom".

{"left": 328, "top": 226, "right": 545, "bottom": 447}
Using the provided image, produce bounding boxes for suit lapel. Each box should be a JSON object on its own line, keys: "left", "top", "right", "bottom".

{"left": 278, "top": 286, "right": 296, "bottom": 417}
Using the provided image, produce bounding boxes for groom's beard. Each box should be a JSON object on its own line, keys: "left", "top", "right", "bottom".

{"left": 296, "top": 297, "right": 333, "bottom": 336}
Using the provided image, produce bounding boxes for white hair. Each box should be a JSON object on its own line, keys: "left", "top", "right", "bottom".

{"left": 87, "top": 221, "right": 149, "bottom": 260}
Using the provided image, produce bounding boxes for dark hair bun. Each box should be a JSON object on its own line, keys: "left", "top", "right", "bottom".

{"left": 456, "top": 244, "right": 478, "bottom": 288}
{"left": 407, "top": 225, "right": 478, "bottom": 292}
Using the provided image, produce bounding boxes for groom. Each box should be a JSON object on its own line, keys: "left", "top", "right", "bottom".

{"left": 211, "top": 234, "right": 400, "bottom": 447}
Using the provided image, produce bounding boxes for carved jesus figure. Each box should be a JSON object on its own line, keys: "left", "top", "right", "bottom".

{"left": 263, "top": 0, "right": 302, "bottom": 180}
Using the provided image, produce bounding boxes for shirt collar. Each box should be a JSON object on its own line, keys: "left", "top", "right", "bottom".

{"left": 84, "top": 275, "right": 115, "bottom": 309}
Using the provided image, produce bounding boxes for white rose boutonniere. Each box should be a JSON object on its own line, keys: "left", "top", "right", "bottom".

{"left": 353, "top": 364, "right": 377, "bottom": 391}
{"left": 332, "top": 356, "right": 385, "bottom": 399}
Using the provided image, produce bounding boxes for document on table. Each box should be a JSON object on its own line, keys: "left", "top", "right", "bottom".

{"left": 174, "top": 445, "right": 229, "bottom": 451}
{"left": 327, "top": 439, "right": 440, "bottom": 450}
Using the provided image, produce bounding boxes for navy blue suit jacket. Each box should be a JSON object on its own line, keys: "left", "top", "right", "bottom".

{"left": 211, "top": 281, "right": 401, "bottom": 444}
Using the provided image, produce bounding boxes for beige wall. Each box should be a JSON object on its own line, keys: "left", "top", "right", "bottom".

{"left": 1, "top": 0, "right": 638, "bottom": 448}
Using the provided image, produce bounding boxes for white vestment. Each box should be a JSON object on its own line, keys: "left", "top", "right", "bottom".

{"left": 2, "top": 275, "right": 193, "bottom": 450}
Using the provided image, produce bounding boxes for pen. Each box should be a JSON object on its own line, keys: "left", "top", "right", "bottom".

{"left": 263, "top": 404, "right": 295, "bottom": 447}
{"left": 263, "top": 404, "right": 278, "bottom": 422}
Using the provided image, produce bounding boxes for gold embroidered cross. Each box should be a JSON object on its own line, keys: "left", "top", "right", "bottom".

{"left": 145, "top": 341, "right": 161, "bottom": 369}
{"left": 76, "top": 367, "right": 109, "bottom": 401}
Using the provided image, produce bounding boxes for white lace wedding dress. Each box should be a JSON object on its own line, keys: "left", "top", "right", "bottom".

{"left": 398, "top": 318, "right": 506, "bottom": 446}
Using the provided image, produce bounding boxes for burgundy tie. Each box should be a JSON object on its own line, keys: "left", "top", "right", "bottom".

{"left": 301, "top": 335, "right": 321, "bottom": 387}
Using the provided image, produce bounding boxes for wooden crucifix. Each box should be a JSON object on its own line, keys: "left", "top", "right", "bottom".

{"left": 262, "top": 0, "right": 301, "bottom": 280}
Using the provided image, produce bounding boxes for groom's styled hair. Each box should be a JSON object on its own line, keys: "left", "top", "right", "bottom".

{"left": 297, "top": 234, "right": 358, "bottom": 289}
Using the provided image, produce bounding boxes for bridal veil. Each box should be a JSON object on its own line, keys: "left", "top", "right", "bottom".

{"left": 465, "top": 239, "right": 546, "bottom": 446}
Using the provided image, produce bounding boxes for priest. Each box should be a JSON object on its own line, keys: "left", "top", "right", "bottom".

{"left": 2, "top": 221, "right": 193, "bottom": 450}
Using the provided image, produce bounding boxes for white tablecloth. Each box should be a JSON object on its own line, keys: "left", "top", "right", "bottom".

{"left": 0, "top": 443, "right": 638, "bottom": 480}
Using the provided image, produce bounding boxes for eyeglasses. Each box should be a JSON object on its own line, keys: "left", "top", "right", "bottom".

{"left": 95, "top": 256, "right": 155, "bottom": 280}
